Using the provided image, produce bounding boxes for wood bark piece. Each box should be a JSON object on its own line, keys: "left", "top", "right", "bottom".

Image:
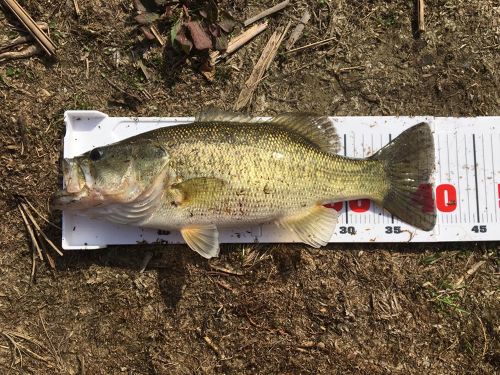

{"left": 417, "top": 0, "right": 425, "bottom": 33}
{"left": 2, "top": 0, "right": 56, "bottom": 56}
{"left": 244, "top": 0, "right": 289, "bottom": 27}
{"left": 234, "top": 23, "right": 290, "bottom": 110}
{"left": 209, "top": 22, "right": 268, "bottom": 63}
{"left": 285, "top": 9, "right": 310, "bottom": 51}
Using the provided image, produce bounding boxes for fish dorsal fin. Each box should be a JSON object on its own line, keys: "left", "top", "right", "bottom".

{"left": 196, "top": 109, "right": 340, "bottom": 154}
{"left": 181, "top": 224, "right": 220, "bottom": 258}
{"left": 277, "top": 205, "right": 338, "bottom": 248}
{"left": 269, "top": 113, "right": 340, "bottom": 154}
{"left": 195, "top": 108, "right": 258, "bottom": 123}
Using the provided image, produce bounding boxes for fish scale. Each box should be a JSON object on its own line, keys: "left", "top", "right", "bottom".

{"left": 141, "top": 121, "right": 380, "bottom": 229}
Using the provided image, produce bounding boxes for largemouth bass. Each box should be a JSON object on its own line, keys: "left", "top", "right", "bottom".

{"left": 53, "top": 110, "right": 436, "bottom": 258}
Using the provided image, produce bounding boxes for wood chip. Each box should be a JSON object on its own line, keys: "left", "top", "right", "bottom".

{"left": 234, "top": 22, "right": 290, "bottom": 110}
{"left": 285, "top": 9, "right": 310, "bottom": 51}
{"left": 73, "top": 0, "right": 81, "bottom": 17}
{"left": 210, "top": 22, "right": 268, "bottom": 64}
{"left": 453, "top": 260, "right": 486, "bottom": 288}
{"left": 149, "top": 25, "right": 165, "bottom": 46}
{"left": 0, "top": 44, "right": 41, "bottom": 62}
{"left": 417, "top": 0, "right": 425, "bottom": 33}
{"left": 244, "top": 0, "right": 289, "bottom": 27}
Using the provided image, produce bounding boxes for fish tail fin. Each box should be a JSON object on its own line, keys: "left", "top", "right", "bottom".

{"left": 370, "top": 122, "right": 436, "bottom": 231}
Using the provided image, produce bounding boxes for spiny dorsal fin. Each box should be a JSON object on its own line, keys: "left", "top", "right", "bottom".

{"left": 277, "top": 205, "right": 338, "bottom": 248}
{"left": 181, "top": 224, "right": 220, "bottom": 258}
{"left": 195, "top": 109, "right": 340, "bottom": 154}
{"left": 195, "top": 108, "right": 258, "bottom": 123}
{"left": 269, "top": 113, "right": 340, "bottom": 154}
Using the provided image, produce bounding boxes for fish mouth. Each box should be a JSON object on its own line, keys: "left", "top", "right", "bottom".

{"left": 51, "top": 158, "right": 96, "bottom": 211}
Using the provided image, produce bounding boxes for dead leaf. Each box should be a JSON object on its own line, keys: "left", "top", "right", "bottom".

{"left": 140, "top": 26, "right": 155, "bottom": 40}
{"left": 175, "top": 25, "right": 193, "bottom": 55}
{"left": 218, "top": 11, "right": 236, "bottom": 33}
{"left": 163, "top": 5, "right": 173, "bottom": 19}
{"left": 135, "top": 12, "right": 160, "bottom": 25}
{"left": 200, "top": 60, "right": 216, "bottom": 81}
{"left": 186, "top": 21, "right": 213, "bottom": 50}
{"left": 203, "top": 0, "right": 218, "bottom": 23}
{"left": 133, "top": 0, "right": 146, "bottom": 12}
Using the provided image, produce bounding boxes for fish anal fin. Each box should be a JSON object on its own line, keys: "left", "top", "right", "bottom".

{"left": 270, "top": 113, "right": 340, "bottom": 154}
{"left": 277, "top": 205, "right": 338, "bottom": 248}
{"left": 181, "top": 224, "right": 220, "bottom": 258}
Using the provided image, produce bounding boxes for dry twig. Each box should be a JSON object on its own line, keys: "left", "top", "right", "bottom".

{"left": 234, "top": 22, "right": 290, "bottom": 110}
{"left": 17, "top": 202, "right": 44, "bottom": 262}
{"left": 209, "top": 263, "right": 244, "bottom": 276}
{"left": 23, "top": 197, "right": 61, "bottom": 230}
{"left": 210, "top": 22, "right": 268, "bottom": 63}
{"left": 284, "top": 35, "right": 337, "bottom": 54}
{"left": 21, "top": 202, "right": 63, "bottom": 257}
{"left": 196, "top": 328, "right": 225, "bottom": 359}
{"left": 244, "top": 0, "right": 289, "bottom": 27}
{"left": 72, "top": 0, "right": 81, "bottom": 17}
{"left": 2, "top": 0, "right": 56, "bottom": 56}
{"left": 453, "top": 260, "right": 486, "bottom": 288}
{"left": 0, "top": 44, "right": 41, "bottom": 62}
{"left": 417, "top": 0, "right": 425, "bottom": 33}
{"left": 149, "top": 25, "right": 165, "bottom": 46}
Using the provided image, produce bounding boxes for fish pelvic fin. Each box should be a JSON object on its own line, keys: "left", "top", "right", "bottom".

{"left": 277, "top": 205, "right": 338, "bottom": 247}
{"left": 181, "top": 224, "right": 220, "bottom": 259}
{"left": 370, "top": 122, "right": 436, "bottom": 231}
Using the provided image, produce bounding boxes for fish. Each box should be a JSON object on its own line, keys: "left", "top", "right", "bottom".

{"left": 52, "top": 109, "right": 436, "bottom": 258}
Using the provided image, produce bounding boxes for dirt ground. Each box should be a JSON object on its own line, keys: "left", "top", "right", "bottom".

{"left": 0, "top": 0, "right": 499, "bottom": 374}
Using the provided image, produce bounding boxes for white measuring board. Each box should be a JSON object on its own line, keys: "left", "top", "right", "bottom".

{"left": 60, "top": 111, "right": 500, "bottom": 249}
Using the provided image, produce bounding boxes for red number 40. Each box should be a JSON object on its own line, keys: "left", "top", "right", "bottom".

{"left": 326, "top": 183, "right": 459, "bottom": 213}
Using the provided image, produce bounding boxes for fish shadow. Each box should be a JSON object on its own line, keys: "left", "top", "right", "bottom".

{"left": 36, "top": 209, "right": 200, "bottom": 310}
{"left": 37, "top": 208, "right": 493, "bottom": 312}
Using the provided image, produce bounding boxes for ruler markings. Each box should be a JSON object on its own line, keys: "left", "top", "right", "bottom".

{"left": 343, "top": 133, "right": 349, "bottom": 224}
{"left": 455, "top": 133, "right": 465, "bottom": 222}
{"left": 437, "top": 134, "right": 443, "bottom": 225}
{"left": 492, "top": 134, "right": 498, "bottom": 222}
{"left": 481, "top": 134, "right": 488, "bottom": 223}
{"left": 472, "top": 134, "right": 480, "bottom": 223}
{"left": 446, "top": 134, "right": 451, "bottom": 183}
{"left": 445, "top": 134, "right": 455, "bottom": 224}
{"left": 464, "top": 134, "right": 472, "bottom": 222}
{"left": 389, "top": 133, "right": 394, "bottom": 224}
{"left": 437, "top": 134, "right": 443, "bottom": 184}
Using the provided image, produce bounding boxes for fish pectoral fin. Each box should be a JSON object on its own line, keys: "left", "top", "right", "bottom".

{"left": 180, "top": 224, "right": 220, "bottom": 259}
{"left": 277, "top": 205, "right": 338, "bottom": 248}
{"left": 171, "top": 177, "right": 226, "bottom": 205}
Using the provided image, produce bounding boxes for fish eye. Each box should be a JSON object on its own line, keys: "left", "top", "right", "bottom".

{"left": 89, "top": 148, "right": 104, "bottom": 161}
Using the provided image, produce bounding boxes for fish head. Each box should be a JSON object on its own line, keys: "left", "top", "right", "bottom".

{"left": 52, "top": 141, "right": 170, "bottom": 210}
